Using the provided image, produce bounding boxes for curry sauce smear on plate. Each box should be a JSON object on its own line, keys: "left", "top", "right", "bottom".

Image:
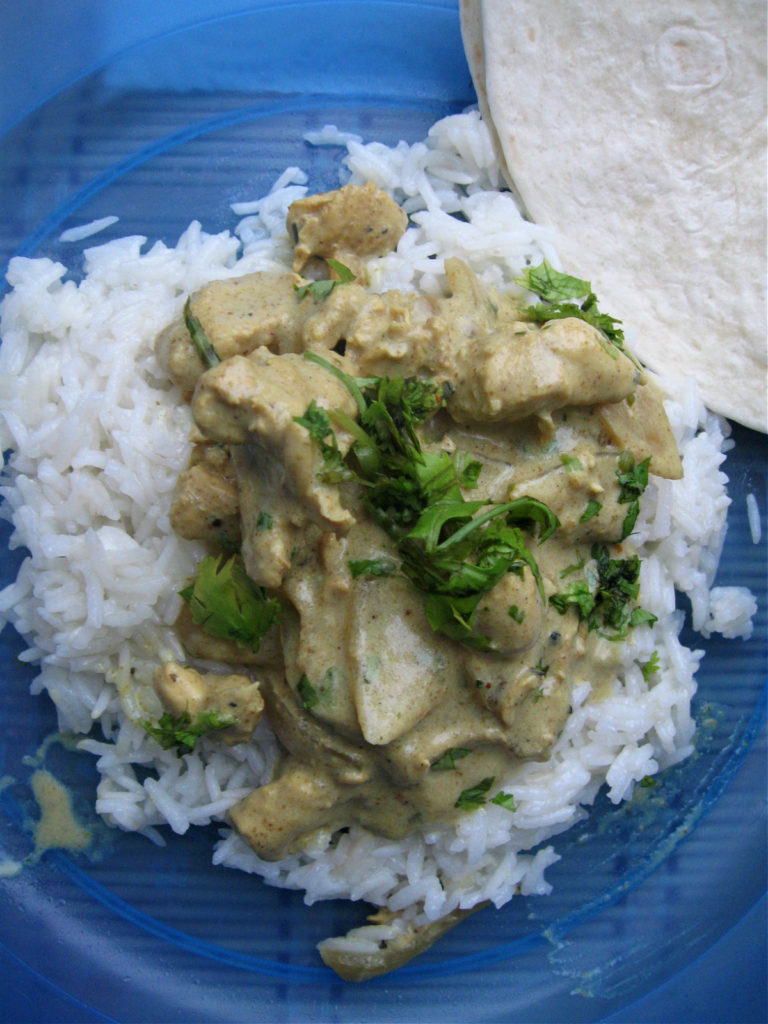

{"left": 150, "top": 183, "right": 680, "bottom": 894}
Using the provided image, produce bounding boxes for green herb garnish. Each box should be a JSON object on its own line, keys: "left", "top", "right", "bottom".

{"left": 347, "top": 557, "right": 399, "bottom": 579}
{"left": 297, "top": 673, "right": 319, "bottom": 710}
{"left": 560, "top": 453, "right": 582, "bottom": 471}
{"left": 430, "top": 747, "right": 471, "bottom": 771}
{"left": 143, "top": 709, "right": 233, "bottom": 756}
{"left": 256, "top": 511, "right": 274, "bottom": 531}
{"left": 616, "top": 451, "right": 651, "bottom": 539}
{"left": 640, "top": 650, "right": 660, "bottom": 680}
{"left": 549, "top": 579, "right": 595, "bottom": 619}
{"left": 294, "top": 258, "right": 356, "bottom": 301}
{"left": 549, "top": 543, "right": 657, "bottom": 640}
{"left": 295, "top": 353, "right": 560, "bottom": 650}
{"left": 491, "top": 791, "right": 517, "bottom": 811}
{"left": 517, "top": 260, "right": 640, "bottom": 367}
{"left": 183, "top": 298, "right": 221, "bottom": 368}
{"left": 579, "top": 499, "right": 602, "bottom": 523}
{"left": 180, "top": 553, "right": 280, "bottom": 651}
{"left": 508, "top": 604, "right": 525, "bottom": 623}
{"left": 292, "top": 399, "right": 354, "bottom": 483}
{"left": 455, "top": 776, "right": 495, "bottom": 810}
{"left": 560, "top": 555, "right": 586, "bottom": 579}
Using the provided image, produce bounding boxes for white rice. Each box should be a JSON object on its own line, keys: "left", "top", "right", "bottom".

{"left": 747, "top": 492, "right": 761, "bottom": 545}
{"left": 0, "top": 112, "right": 755, "bottom": 929}
{"left": 58, "top": 215, "right": 120, "bottom": 243}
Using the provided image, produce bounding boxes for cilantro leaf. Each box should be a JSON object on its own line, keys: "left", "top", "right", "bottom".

{"left": 297, "top": 673, "right": 319, "bottom": 710}
{"left": 629, "top": 607, "right": 658, "bottom": 629}
{"left": 180, "top": 553, "right": 280, "bottom": 651}
{"left": 295, "top": 258, "right": 356, "bottom": 301}
{"left": 143, "top": 709, "right": 233, "bottom": 756}
{"left": 560, "top": 453, "right": 582, "bottom": 471}
{"left": 293, "top": 400, "right": 354, "bottom": 483}
{"left": 423, "top": 592, "right": 490, "bottom": 650}
{"left": 455, "top": 776, "right": 495, "bottom": 810}
{"left": 549, "top": 580, "right": 595, "bottom": 619}
{"left": 491, "top": 791, "right": 517, "bottom": 812}
{"left": 640, "top": 650, "right": 660, "bottom": 680}
{"left": 520, "top": 262, "right": 591, "bottom": 302}
{"left": 430, "top": 747, "right": 471, "bottom": 771}
{"left": 616, "top": 451, "right": 651, "bottom": 539}
{"left": 549, "top": 543, "right": 656, "bottom": 641}
{"left": 256, "top": 511, "right": 273, "bottom": 531}
{"left": 347, "top": 557, "right": 398, "bottom": 579}
{"left": 517, "top": 260, "right": 640, "bottom": 367}
{"left": 508, "top": 604, "right": 525, "bottom": 623}
{"left": 184, "top": 298, "right": 221, "bottom": 368}
{"left": 579, "top": 499, "right": 602, "bottom": 523}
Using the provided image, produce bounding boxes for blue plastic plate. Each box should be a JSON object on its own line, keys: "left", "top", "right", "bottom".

{"left": 0, "top": 3, "right": 765, "bottom": 1021}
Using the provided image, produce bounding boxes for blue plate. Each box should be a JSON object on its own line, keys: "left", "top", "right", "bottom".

{"left": 0, "top": 3, "right": 765, "bottom": 1020}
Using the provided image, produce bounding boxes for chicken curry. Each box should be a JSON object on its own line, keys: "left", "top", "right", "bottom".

{"left": 150, "top": 182, "right": 681, "bottom": 956}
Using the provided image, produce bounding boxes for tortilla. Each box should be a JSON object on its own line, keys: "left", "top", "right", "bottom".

{"left": 464, "top": 0, "right": 767, "bottom": 431}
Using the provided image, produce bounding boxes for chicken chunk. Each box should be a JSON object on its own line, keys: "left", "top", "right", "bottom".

{"left": 448, "top": 317, "right": 638, "bottom": 424}
{"left": 156, "top": 272, "right": 307, "bottom": 396}
{"left": 287, "top": 182, "right": 408, "bottom": 275}
{"left": 229, "top": 759, "right": 346, "bottom": 859}
{"left": 192, "top": 349, "right": 358, "bottom": 534}
{"left": 153, "top": 662, "right": 264, "bottom": 745}
{"left": 170, "top": 459, "right": 241, "bottom": 546}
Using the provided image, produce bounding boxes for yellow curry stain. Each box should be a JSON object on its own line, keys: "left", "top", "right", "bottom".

{"left": 30, "top": 768, "right": 91, "bottom": 857}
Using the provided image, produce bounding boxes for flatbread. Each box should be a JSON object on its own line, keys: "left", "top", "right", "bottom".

{"left": 469, "top": 0, "right": 767, "bottom": 431}
{"left": 459, "top": 0, "right": 531, "bottom": 219}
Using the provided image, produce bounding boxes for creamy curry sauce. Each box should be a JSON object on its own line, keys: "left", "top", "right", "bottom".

{"left": 154, "top": 182, "right": 681, "bottom": 863}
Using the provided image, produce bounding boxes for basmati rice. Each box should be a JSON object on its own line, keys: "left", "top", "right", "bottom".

{"left": 58, "top": 215, "right": 120, "bottom": 243}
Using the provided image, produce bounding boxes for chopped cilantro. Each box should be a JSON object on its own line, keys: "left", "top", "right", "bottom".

{"left": 455, "top": 776, "right": 494, "bottom": 810}
{"left": 549, "top": 579, "right": 595, "bottom": 619}
{"left": 532, "top": 658, "right": 549, "bottom": 676}
{"left": 640, "top": 775, "right": 657, "bottom": 789}
{"left": 560, "top": 555, "right": 586, "bottom": 578}
{"left": 430, "top": 747, "right": 471, "bottom": 771}
{"left": 517, "top": 260, "right": 640, "bottom": 367}
{"left": 183, "top": 298, "right": 221, "bottom": 368}
{"left": 508, "top": 604, "right": 525, "bottom": 623}
{"left": 295, "top": 258, "right": 355, "bottom": 301}
{"left": 579, "top": 499, "right": 602, "bottom": 523}
{"left": 256, "top": 511, "right": 273, "bottom": 531}
{"left": 293, "top": 400, "right": 353, "bottom": 483}
{"left": 629, "top": 607, "right": 658, "bottom": 629}
{"left": 347, "top": 557, "right": 398, "bottom": 579}
{"left": 549, "top": 543, "right": 656, "bottom": 640}
{"left": 180, "top": 553, "right": 279, "bottom": 651}
{"left": 297, "top": 673, "right": 319, "bottom": 710}
{"left": 143, "top": 709, "right": 233, "bottom": 756}
{"left": 491, "top": 791, "right": 517, "bottom": 811}
{"left": 616, "top": 451, "right": 651, "bottom": 539}
{"left": 640, "top": 650, "right": 660, "bottom": 680}
{"left": 560, "top": 453, "right": 582, "bottom": 471}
